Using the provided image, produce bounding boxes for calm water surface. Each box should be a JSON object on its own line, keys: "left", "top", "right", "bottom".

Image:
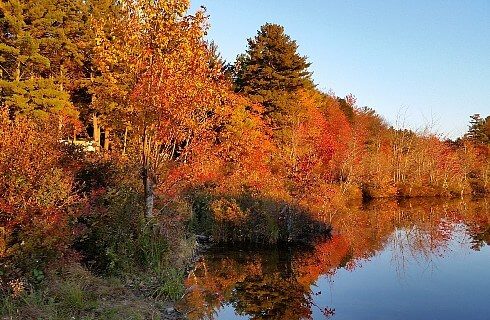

{"left": 181, "top": 198, "right": 490, "bottom": 320}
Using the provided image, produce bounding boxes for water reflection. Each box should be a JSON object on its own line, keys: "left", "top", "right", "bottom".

{"left": 181, "top": 198, "right": 490, "bottom": 319}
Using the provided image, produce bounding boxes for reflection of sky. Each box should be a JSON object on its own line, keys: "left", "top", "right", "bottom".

{"left": 312, "top": 227, "right": 490, "bottom": 320}
{"left": 216, "top": 304, "right": 248, "bottom": 319}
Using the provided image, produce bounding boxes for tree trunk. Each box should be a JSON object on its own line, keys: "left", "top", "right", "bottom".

{"left": 15, "top": 61, "right": 20, "bottom": 82}
{"left": 58, "top": 115, "right": 63, "bottom": 137}
{"left": 104, "top": 128, "right": 110, "bottom": 151}
{"left": 123, "top": 126, "right": 128, "bottom": 155}
{"left": 142, "top": 167, "right": 154, "bottom": 219}
{"left": 58, "top": 69, "right": 64, "bottom": 137}
{"left": 92, "top": 114, "right": 100, "bottom": 151}
{"left": 142, "top": 128, "right": 155, "bottom": 220}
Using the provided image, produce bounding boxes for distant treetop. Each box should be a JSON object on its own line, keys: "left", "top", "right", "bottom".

{"left": 466, "top": 114, "right": 490, "bottom": 144}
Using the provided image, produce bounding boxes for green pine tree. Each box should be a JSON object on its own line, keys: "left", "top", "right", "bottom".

{"left": 40, "top": 0, "right": 89, "bottom": 91}
{"left": 0, "top": 0, "right": 78, "bottom": 122}
{"left": 234, "top": 23, "right": 313, "bottom": 125}
{"left": 467, "top": 114, "right": 489, "bottom": 144}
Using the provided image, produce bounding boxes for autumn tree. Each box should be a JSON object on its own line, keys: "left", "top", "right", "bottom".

{"left": 212, "top": 94, "right": 277, "bottom": 194}
{"left": 91, "top": 0, "right": 228, "bottom": 219}
{"left": 84, "top": 0, "right": 132, "bottom": 151}
{"left": 336, "top": 94, "right": 356, "bottom": 123}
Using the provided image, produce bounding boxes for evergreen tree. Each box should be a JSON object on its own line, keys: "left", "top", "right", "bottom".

{"left": 40, "top": 0, "right": 89, "bottom": 93}
{"left": 466, "top": 114, "right": 490, "bottom": 144}
{"left": 484, "top": 116, "right": 490, "bottom": 141}
{"left": 0, "top": 0, "right": 78, "bottom": 122}
{"left": 234, "top": 23, "right": 312, "bottom": 123}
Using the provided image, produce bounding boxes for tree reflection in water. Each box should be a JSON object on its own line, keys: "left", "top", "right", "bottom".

{"left": 180, "top": 198, "right": 489, "bottom": 319}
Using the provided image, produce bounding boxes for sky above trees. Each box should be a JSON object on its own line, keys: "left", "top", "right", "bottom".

{"left": 190, "top": 0, "right": 490, "bottom": 139}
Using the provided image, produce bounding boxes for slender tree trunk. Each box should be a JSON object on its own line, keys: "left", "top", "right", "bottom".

{"left": 142, "top": 129, "right": 154, "bottom": 219}
{"left": 93, "top": 114, "right": 100, "bottom": 151}
{"left": 0, "top": 226, "right": 5, "bottom": 256}
{"left": 58, "top": 69, "right": 64, "bottom": 137}
{"left": 123, "top": 126, "right": 128, "bottom": 155}
{"left": 286, "top": 205, "right": 292, "bottom": 242}
{"left": 104, "top": 128, "right": 110, "bottom": 151}
{"left": 15, "top": 61, "right": 20, "bottom": 82}
{"left": 142, "top": 167, "right": 155, "bottom": 219}
{"left": 90, "top": 71, "right": 101, "bottom": 151}
{"left": 58, "top": 115, "right": 63, "bottom": 137}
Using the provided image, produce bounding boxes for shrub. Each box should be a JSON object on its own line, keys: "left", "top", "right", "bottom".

{"left": 74, "top": 185, "right": 143, "bottom": 275}
{"left": 0, "top": 112, "right": 79, "bottom": 287}
{"left": 188, "top": 190, "right": 330, "bottom": 244}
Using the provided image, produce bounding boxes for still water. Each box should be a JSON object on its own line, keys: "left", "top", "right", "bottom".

{"left": 181, "top": 198, "right": 490, "bottom": 319}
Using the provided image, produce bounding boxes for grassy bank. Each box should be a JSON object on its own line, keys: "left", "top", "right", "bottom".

{"left": 0, "top": 148, "right": 193, "bottom": 319}
{"left": 1, "top": 264, "right": 183, "bottom": 320}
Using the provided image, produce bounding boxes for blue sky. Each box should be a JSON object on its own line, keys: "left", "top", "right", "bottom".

{"left": 189, "top": 0, "right": 489, "bottom": 139}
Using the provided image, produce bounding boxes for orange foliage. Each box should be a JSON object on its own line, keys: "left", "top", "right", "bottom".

{"left": 0, "top": 111, "right": 78, "bottom": 273}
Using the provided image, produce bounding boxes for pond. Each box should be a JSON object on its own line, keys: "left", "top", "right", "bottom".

{"left": 180, "top": 198, "right": 490, "bottom": 320}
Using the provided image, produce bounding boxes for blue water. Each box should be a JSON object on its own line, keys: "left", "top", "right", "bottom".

{"left": 311, "top": 228, "right": 490, "bottom": 320}
{"left": 182, "top": 199, "right": 490, "bottom": 320}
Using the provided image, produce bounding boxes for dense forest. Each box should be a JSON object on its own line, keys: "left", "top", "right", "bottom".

{"left": 0, "top": 1, "right": 489, "bottom": 318}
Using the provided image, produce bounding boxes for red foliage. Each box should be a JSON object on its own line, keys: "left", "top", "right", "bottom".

{"left": 0, "top": 111, "right": 79, "bottom": 272}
